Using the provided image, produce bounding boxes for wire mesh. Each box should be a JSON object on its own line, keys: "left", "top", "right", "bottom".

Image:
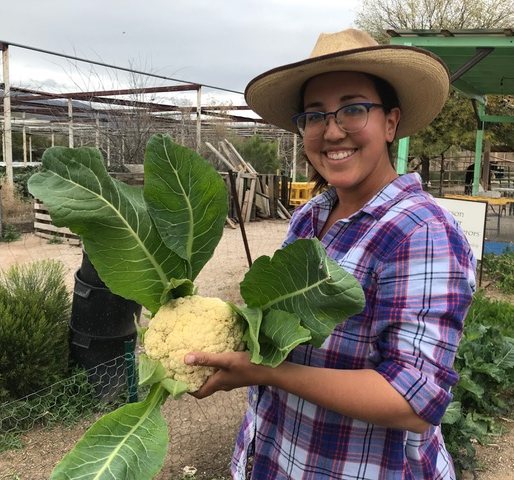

{"left": 0, "top": 358, "right": 130, "bottom": 453}
{"left": 0, "top": 220, "right": 290, "bottom": 479}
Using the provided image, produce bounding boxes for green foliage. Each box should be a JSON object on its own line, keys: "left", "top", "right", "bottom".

{"left": 442, "top": 291, "right": 514, "bottom": 476}
{"left": 1, "top": 224, "right": 21, "bottom": 243}
{"left": 484, "top": 96, "right": 514, "bottom": 150}
{"left": 31, "top": 137, "right": 365, "bottom": 480}
{"left": 408, "top": 91, "right": 477, "bottom": 161}
{"left": 12, "top": 165, "right": 42, "bottom": 199}
{"left": 47, "top": 234, "right": 64, "bottom": 244}
{"left": 234, "top": 135, "right": 281, "bottom": 173}
{"left": 482, "top": 246, "right": 514, "bottom": 294}
{"left": 28, "top": 136, "right": 228, "bottom": 314}
{"left": 0, "top": 260, "right": 71, "bottom": 399}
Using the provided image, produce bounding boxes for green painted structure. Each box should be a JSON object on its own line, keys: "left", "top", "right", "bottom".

{"left": 388, "top": 28, "right": 514, "bottom": 194}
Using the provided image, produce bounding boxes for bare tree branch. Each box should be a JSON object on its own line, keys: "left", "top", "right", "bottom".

{"left": 354, "top": 0, "right": 514, "bottom": 36}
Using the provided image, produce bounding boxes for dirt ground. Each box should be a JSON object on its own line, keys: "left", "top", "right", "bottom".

{"left": 1, "top": 220, "right": 514, "bottom": 479}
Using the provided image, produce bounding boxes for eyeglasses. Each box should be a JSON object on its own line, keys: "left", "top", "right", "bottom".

{"left": 292, "top": 102, "right": 385, "bottom": 139}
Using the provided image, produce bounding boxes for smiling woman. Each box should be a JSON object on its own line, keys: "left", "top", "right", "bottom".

{"left": 186, "top": 27, "right": 479, "bottom": 480}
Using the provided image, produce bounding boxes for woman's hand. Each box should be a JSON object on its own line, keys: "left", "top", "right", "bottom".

{"left": 184, "top": 351, "right": 430, "bottom": 432}
{"left": 184, "top": 351, "right": 270, "bottom": 399}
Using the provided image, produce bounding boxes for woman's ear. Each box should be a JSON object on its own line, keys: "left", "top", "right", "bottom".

{"left": 386, "top": 107, "right": 401, "bottom": 142}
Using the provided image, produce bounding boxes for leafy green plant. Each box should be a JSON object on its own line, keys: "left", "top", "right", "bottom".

{"left": 1, "top": 224, "right": 21, "bottom": 242}
{"left": 0, "top": 260, "right": 71, "bottom": 399}
{"left": 12, "top": 165, "right": 41, "bottom": 198}
{"left": 442, "top": 290, "right": 514, "bottom": 476}
{"left": 47, "top": 234, "right": 63, "bottom": 244}
{"left": 234, "top": 135, "right": 281, "bottom": 173}
{"left": 482, "top": 247, "right": 514, "bottom": 294}
{"left": 28, "top": 134, "right": 365, "bottom": 479}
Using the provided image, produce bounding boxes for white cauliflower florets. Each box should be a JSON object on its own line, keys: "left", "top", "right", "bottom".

{"left": 143, "top": 295, "right": 245, "bottom": 392}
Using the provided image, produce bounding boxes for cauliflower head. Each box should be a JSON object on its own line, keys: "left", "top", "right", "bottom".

{"left": 143, "top": 295, "right": 245, "bottom": 392}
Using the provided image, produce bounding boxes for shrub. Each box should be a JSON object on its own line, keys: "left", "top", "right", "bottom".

{"left": 1, "top": 224, "right": 21, "bottom": 242}
{"left": 442, "top": 290, "right": 514, "bottom": 476}
{"left": 0, "top": 260, "right": 71, "bottom": 399}
{"left": 482, "top": 247, "right": 514, "bottom": 294}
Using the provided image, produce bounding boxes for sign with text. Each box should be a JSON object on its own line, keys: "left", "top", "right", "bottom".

{"left": 435, "top": 197, "right": 487, "bottom": 260}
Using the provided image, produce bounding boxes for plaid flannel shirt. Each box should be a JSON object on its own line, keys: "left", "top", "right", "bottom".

{"left": 231, "top": 173, "right": 476, "bottom": 480}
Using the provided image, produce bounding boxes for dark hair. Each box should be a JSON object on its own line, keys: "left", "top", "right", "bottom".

{"left": 299, "top": 73, "right": 400, "bottom": 194}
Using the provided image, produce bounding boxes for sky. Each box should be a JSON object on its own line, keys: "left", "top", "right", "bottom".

{"left": 0, "top": 0, "right": 360, "bottom": 107}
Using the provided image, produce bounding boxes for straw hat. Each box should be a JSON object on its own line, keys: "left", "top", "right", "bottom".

{"left": 244, "top": 29, "right": 450, "bottom": 139}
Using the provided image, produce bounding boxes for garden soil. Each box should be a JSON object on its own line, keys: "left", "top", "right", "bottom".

{"left": 1, "top": 220, "right": 514, "bottom": 479}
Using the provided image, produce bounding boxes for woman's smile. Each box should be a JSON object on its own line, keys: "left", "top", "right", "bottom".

{"left": 324, "top": 148, "right": 357, "bottom": 162}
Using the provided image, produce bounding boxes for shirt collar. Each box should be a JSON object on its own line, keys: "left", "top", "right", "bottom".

{"left": 311, "top": 173, "right": 424, "bottom": 221}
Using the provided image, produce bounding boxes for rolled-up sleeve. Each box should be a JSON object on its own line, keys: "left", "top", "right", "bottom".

{"left": 373, "top": 219, "right": 475, "bottom": 425}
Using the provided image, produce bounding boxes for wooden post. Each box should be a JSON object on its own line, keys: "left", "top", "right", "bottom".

{"left": 244, "top": 176, "right": 257, "bottom": 223}
{"left": 68, "top": 98, "right": 74, "bottom": 148}
{"left": 95, "top": 116, "right": 100, "bottom": 149}
{"left": 482, "top": 141, "right": 491, "bottom": 190}
{"left": 22, "top": 113, "right": 27, "bottom": 164}
{"left": 268, "top": 175, "right": 277, "bottom": 218}
{"left": 196, "top": 87, "right": 202, "bottom": 151}
{"left": 292, "top": 134, "right": 298, "bottom": 182}
{"left": 1, "top": 43, "right": 14, "bottom": 187}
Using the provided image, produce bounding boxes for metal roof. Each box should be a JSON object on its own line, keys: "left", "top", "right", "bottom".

{"left": 388, "top": 29, "right": 514, "bottom": 104}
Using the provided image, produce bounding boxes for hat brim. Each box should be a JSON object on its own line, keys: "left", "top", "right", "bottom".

{"left": 244, "top": 45, "right": 450, "bottom": 139}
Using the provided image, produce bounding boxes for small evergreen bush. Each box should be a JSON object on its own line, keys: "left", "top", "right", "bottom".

{"left": 1, "top": 224, "right": 21, "bottom": 243}
{"left": 0, "top": 260, "right": 71, "bottom": 399}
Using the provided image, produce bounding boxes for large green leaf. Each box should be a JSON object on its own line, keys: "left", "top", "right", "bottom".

{"left": 50, "top": 384, "right": 169, "bottom": 480}
{"left": 235, "top": 305, "right": 313, "bottom": 366}
{"left": 27, "top": 145, "right": 187, "bottom": 314}
{"left": 496, "top": 341, "right": 514, "bottom": 370}
{"left": 441, "top": 401, "right": 462, "bottom": 425}
{"left": 232, "top": 304, "right": 264, "bottom": 364}
{"left": 258, "top": 309, "right": 313, "bottom": 367}
{"left": 144, "top": 135, "right": 228, "bottom": 279}
{"left": 240, "top": 238, "right": 365, "bottom": 347}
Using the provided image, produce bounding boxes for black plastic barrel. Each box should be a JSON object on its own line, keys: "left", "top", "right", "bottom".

{"left": 69, "top": 251, "right": 142, "bottom": 400}
{"left": 78, "top": 249, "right": 106, "bottom": 288}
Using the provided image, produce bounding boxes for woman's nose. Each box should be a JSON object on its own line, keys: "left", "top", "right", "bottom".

{"left": 324, "top": 115, "right": 347, "bottom": 140}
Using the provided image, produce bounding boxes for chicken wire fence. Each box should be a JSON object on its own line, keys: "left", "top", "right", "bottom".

{"left": 0, "top": 220, "right": 290, "bottom": 479}
{"left": 0, "top": 356, "right": 133, "bottom": 450}
{"left": 0, "top": 351, "right": 248, "bottom": 479}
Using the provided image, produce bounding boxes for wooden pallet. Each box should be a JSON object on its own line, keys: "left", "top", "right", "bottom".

{"left": 33, "top": 201, "right": 81, "bottom": 245}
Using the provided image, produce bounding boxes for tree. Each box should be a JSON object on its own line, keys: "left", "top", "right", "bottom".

{"left": 354, "top": 0, "right": 514, "bottom": 187}
{"left": 234, "top": 135, "right": 281, "bottom": 174}
{"left": 355, "top": 0, "right": 514, "bottom": 42}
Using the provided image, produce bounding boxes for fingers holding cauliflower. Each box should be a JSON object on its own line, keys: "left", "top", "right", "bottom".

{"left": 143, "top": 295, "right": 246, "bottom": 392}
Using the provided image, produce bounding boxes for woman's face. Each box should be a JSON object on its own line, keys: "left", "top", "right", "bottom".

{"left": 302, "top": 71, "right": 400, "bottom": 196}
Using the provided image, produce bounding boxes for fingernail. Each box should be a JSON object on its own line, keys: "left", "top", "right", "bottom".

{"left": 184, "top": 354, "right": 195, "bottom": 365}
